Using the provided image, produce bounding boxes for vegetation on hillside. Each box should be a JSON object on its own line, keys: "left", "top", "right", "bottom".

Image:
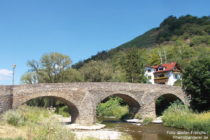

{"left": 72, "top": 15, "right": 210, "bottom": 69}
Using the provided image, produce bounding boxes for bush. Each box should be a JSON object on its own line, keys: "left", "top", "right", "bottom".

{"left": 112, "top": 106, "right": 129, "bottom": 119}
{"left": 96, "top": 97, "right": 129, "bottom": 119}
{"left": 27, "top": 119, "right": 75, "bottom": 140}
{"left": 18, "top": 105, "right": 51, "bottom": 124}
{"left": 55, "top": 106, "right": 70, "bottom": 117}
{"left": 162, "top": 102, "right": 210, "bottom": 133}
{"left": 3, "top": 110, "right": 24, "bottom": 126}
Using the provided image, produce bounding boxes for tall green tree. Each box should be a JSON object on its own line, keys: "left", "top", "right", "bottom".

{"left": 21, "top": 52, "right": 83, "bottom": 108}
{"left": 22, "top": 52, "right": 83, "bottom": 84}
{"left": 182, "top": 56, "right": 210, "bottom": 111}
{"left": 80, "top": 60, "right": 113, "bottom": 82}
{"left": 27, "top": 52, "right": 71, "bottom": 83}
{"left": 124, "top": 48, "right": 146, "bottom": 83}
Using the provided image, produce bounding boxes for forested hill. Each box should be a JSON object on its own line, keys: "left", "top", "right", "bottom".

{"left": 73, "top": 15, "right": 210, "bottom": 69}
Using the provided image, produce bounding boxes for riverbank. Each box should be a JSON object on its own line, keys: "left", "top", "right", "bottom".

{"left": 1, "top": 105, "right": 209, "bottom": 140}
{"left": 162, "top": 103, "right": 210, "bottom": 133}
{"left": 0, "top": 106, "right": 132, "bottom": 140}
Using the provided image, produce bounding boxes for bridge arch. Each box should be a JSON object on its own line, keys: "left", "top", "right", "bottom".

{"left": 21, "top": 95, "right": 79, "bottom": 123}
{"left": 12, "top": 88, "right": 86, "bottom": 124}
{"left": 95, "top": 92, "right": 141, "bottom": 119}
{"left": 154, "top": 92, "right": 186, "bottom": 105}
{"left": 155, "top": 93, "right": 184, "bottom": 116}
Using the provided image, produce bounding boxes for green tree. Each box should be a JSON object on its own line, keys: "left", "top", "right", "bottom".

{"left": 182, "top": 56, "right": 210, "bottom": 111}
{"left": 124, "top": 48, "right": 146, "bottom": 83}
{"left": 21, "top": 52, "right": 83, "bottom": 109}
{"left": 80, "top": 60, "right": 114, "bottom": 82}
{"left": 27, "top": 52, "right": 72, "bottom": 83}
{"left": 22, "top": 52, "right": 83, "bottom": 84}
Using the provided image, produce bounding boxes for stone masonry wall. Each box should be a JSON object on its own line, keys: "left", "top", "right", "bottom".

{"left": 0, "top": 83, "right": 188, "bottom": 124}
{"left": 0, "top": 86, "right": 13, "bottom": 113}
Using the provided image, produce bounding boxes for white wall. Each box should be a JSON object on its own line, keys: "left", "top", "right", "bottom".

{"left": 144, "top": 67, "right": 155, "bottom": 84}
{"left": 167, "top": 72, "right": 180, "bottom": 86}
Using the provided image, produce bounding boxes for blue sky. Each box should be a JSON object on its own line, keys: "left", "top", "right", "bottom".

{"left": 0, "top": 0, "right": 210, "bottom": 85}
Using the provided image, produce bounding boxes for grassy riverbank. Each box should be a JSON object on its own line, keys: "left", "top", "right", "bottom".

{"left": 0, "top": 105, "right": 75, "bottom": 140}
{"left": 0, "top": 106, "right": 132, "bottom": 140}
{"left": 162, "top": 103, "right": 210, "bottom": 133}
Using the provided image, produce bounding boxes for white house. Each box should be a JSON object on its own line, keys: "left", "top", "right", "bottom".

{"left": 144, "top": 62, "right": 181, "bottom": 86}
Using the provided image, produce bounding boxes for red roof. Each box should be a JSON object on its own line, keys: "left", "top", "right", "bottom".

{"left": 151, "top": 62, "right": 179, "bottom": 73}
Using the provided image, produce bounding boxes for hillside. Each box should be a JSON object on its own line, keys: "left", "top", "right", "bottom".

{"left": 73, "top": 15, "right": 210, "bottom": 69}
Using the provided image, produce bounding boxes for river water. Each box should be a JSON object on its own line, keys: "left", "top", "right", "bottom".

{"left": 101, "top": 119, "right": 210, "bottom": 140}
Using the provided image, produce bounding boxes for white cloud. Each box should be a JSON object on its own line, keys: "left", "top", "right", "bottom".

{"left": 0, "top": 69, "right": 12, "bottom": 81}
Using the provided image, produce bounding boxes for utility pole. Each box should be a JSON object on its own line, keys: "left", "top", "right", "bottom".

{"left": 12, "top": 64, "right": 16, "bottom": 85}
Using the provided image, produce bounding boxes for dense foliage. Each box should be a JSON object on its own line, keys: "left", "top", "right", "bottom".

{"left": 21, "top": 52, "right": 83, "bottom": 84}
{"left": 96, "top": 97, "right": 129, "bottom": 119}
{"left": 155, "top": 95, "right": 182, "bottom": 116}
{"left": 124, "top": 49, "right": 146, "bottom": 83}
{"left": 182, "top": 56, "right": 210, "bottom": 111}
{"left": 73, "top": 15, "right": 210, "bottom": 69}
{"left": 162, "top": 102, "right": 210, "bottom": 133}
{"left": 157, "top": 15, "right": 210, "bottom": 44}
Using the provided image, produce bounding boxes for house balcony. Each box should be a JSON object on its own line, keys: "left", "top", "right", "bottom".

{"left": 154, "top": 77, "right": 168, "bottom": 84}
{"left": 154, "top": 77, "right": 168, "bottom": 80}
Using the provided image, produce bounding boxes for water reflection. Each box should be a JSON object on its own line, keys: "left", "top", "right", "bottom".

{"left": 101, "top": 118, "right": 210, "bottom": 140}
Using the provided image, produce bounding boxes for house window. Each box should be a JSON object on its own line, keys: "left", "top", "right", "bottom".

{"left": 158, "top": 67, "right": 164, "bottom": 71}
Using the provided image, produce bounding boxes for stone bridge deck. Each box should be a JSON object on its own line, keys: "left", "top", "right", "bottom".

{"left": 0, "top": 82, "right": 188, "bottom": 124}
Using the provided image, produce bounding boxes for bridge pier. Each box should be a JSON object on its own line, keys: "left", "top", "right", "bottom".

{"left": 137, "top": 102, "right": 156, "bottom": 119}
{"left": 0, "top": 87, "right": 13, "bottom": 113}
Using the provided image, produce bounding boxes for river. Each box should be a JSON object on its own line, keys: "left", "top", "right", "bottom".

{"left": 100, "top": 118, "right": 210, "bottom": 140}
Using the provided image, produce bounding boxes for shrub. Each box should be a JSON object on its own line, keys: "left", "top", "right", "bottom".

{"left": 3, "top": 110, "right": 24, "bottom": 126}
{"left": 112, "top": 106, "right": 129, "bottom": 119}
{"left": 55, "top": 105, "right": 70, "bottom": 117}
{"left": 27, "top": 119, "right": 75, "bottom": 140}
{"left": 96, "top": 97, "right": 129, "bottom": 119}
{"left": 162, "top": 102, "right": 210, "bottom": 133}
{"left": 18, "top": 105, "right": 51, "bottom": 124}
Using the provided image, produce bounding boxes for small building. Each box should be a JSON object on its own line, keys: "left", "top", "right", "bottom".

{"left": 144, "top": 62, "right": 181, "bottom": 86}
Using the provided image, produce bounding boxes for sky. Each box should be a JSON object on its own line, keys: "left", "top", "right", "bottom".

{"left": 0, "top": 0, "right": 210, "bottom": 85}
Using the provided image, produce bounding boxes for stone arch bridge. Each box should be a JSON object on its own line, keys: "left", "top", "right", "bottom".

{"left": 0, "top": 82, "right": 189, "bottom": 124}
